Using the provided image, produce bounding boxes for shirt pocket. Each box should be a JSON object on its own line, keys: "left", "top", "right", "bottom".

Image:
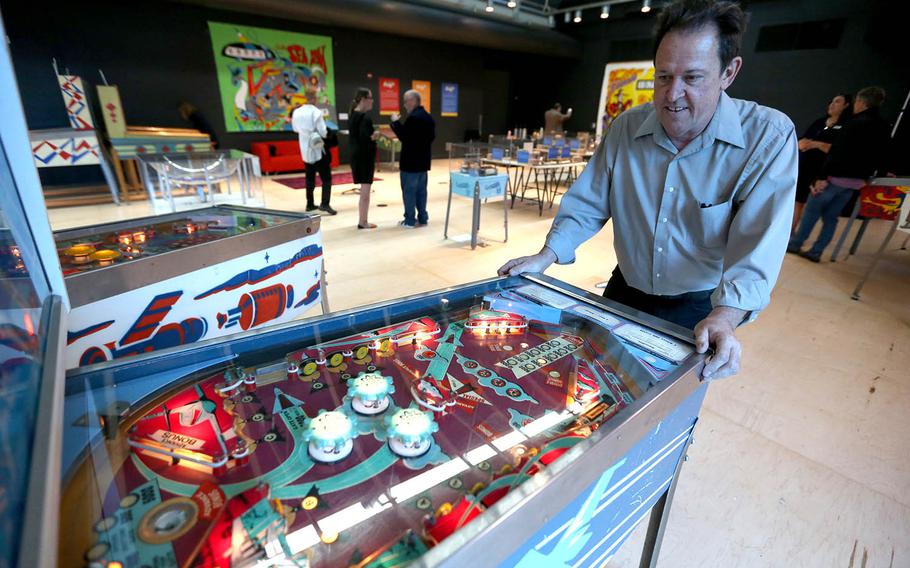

{"left": 687, "top": 200, "right": 733, "bottom": 249}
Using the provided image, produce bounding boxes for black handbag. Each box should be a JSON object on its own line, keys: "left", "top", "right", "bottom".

{"left": 324, "top": 128, "right": 339, "bottom": 149}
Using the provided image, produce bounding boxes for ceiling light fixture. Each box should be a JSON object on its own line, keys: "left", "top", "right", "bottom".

{"left": 507, "top": 0, "right": 517, "bottom": 7}
{"left": 601, "top": 4, "right": 610, "bottom": 18}
{"left": 573, "top": 9, "right": 582, "bottom": 23}
{"left": 549, "top": 15, "right": 555, "bottom": 26}
{"left": 485, "top": 0, "right": 494, "bottom": 13}
{"left": 641, "top": 0, "right": 651, "bottom": 13}
{"left": 564, "top": 12, "right": 571, "bottom": 23}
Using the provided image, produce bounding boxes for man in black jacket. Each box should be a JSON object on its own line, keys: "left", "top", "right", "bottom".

{"left": 391, "top": 90, "right": 436, "bottom": 227}
{"left": 788, "top": 86, "right": 892, "bottom": 262}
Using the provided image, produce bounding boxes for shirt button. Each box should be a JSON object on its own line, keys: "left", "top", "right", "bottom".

{"left": 667, "top": 187, "right": 675, "bottom": 192}
{"left": 662, "top": 217, "right": 668, "bottom": 223}
{"left": 657, "top": 247, "right": 663, "bottom": 252}
{"left": 656, "top": 273, "right": 661, "bottom": 278}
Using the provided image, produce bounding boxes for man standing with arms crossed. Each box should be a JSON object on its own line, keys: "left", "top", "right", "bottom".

{"left": 499, "top": 0, "right": 798, "bottom": 380}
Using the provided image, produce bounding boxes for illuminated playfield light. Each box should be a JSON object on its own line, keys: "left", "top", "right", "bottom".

{"left": 641, "top": 0, "right": 651, "bottom": 13}
{"left": 573, "top": 9, "right": 582, "bottom": 23}
{"left": 601, "top": 4, "right": 610, "bottom": 18}
{"left": 485, "top": 0, "right": 494, "bottom": 12}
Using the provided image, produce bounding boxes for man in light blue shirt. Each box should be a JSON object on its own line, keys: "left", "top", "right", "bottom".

{"left": 499, "top": 0, "right": 797, "bottom": 380}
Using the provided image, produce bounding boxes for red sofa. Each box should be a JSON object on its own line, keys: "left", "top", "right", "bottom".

{"left": 250, "top": 140, "right": 340, "bottom": 175}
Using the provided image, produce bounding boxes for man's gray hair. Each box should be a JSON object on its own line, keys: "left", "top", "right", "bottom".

{"left": 404, "top": 89, "right": 421, "bottom": 104}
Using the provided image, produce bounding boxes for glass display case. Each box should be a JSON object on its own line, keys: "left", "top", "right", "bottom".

{"left": 136, "top": 150, "right": 263, "bottom": 214}
{"left": 59, "top": 274, "right": 706, "bottom": 568}
{"left": 447, "top": 142, "right": 499, "bottom": 177}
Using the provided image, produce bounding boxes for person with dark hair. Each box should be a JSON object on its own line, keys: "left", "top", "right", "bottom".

{"left": 545, "top": 102, "right": 573, "bottom": 134}
{"left": 792, "top": 94, "right": 852, "bottom": 231}
{"left": 788, "top": 86, "right": 892, "bottom": 262}
{"left": 391, "top": 90, "right": 435, "bottom": 228}
{"left": 349, "top": 88, "right": 380, "bottom": 229}
{"left": 499, "top": 0, "right": 798, "bottom": 381}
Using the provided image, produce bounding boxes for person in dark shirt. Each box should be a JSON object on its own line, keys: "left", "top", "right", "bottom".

{"left": 177, "top": 102, "right": 218, "bottom": 149}
{"left": 793, "top": 94, "right": 852, "bottom": 231}
{"left": 348, "top": 88, "right": 380, "bottom": 229}
{"left": 390, "top": 90, "right": 436, "bottom": 228}
{"left": 788, "top": 86, "right": 892, "bottom": 262}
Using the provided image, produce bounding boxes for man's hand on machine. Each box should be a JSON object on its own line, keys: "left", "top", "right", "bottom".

{"left": 694, "top": 306, "right": 746, "bottom": 380}
{"left": 497, "top": 247, "right": 558, "bottom": 276}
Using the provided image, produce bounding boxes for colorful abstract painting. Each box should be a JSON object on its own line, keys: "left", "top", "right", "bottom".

{"left": 208, "top": 22, "right": 337, "bottom": 132}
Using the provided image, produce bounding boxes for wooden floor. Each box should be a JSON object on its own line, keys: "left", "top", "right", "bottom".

{"left": 48, "top": 160, "right": 910, "bottom": 568}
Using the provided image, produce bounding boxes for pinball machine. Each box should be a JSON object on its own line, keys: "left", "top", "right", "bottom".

{"left": 53, "top": 206, "right": 327, "bottom": 370}
{"left": 57, "top": 274, "right": 707, "bottom": 568}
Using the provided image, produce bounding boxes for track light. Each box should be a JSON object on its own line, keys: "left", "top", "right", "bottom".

{"left": 601, "top": 4, "right": 610, "bottom": 18}
{"left": 507, "top": 0, "right": 517, "bottom": 7}
{"left": 485, "top": 0, "right": 494, "bottom": 12}
{"left": 573, "top": 9, "right": 582, "bottom": 23}
{"left": 564, "top": 11, "right": 570, "bottom": 23}
{"left": 641, "top": 0, "right": 651, "bottom": 13}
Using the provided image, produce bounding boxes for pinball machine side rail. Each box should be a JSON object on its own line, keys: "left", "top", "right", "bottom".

{"left": 18, "top": 295, "right": 66, "bottom": 568}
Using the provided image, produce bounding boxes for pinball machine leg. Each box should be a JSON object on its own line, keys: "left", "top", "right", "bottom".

{"left": 471, "top": 181, "right": 481, "bottom": 250}
{"left": 319, "top": 259, "right": 331, "bottom": 314}
{"left": 111, "top": 149, "right": 130, "bottom": 203}
{"left": 638, "top": 428, "right": 696, "bottom": 568}
{"left": 444, "top": 177, "right": 454, "bottom": 239}
{"left": 851, "top": 217, "right": 899, "bottom": 301}
{"left": 829, "top": 199, "right": 861, "bottom": 262}
{"left": 848, "top": 218, "right": 870, "bottom": 256}
{"left": 503, "top": 178, "right": 509, "bottom": 243}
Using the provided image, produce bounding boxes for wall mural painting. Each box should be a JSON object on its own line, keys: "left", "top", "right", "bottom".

{"left": 208, "top": 21, "right": 337, "bottom": 132}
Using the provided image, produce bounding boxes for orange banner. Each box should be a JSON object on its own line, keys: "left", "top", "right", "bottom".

{"left": 412, "top": 80, "right": 431, "bottom": 112}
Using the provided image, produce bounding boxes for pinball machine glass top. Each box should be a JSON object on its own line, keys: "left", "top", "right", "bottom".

{"left": 52, "top": 206, "right": 305, "bottom": 273}
{"left": 0, "top": 197, "right": 51, "bottom": 567}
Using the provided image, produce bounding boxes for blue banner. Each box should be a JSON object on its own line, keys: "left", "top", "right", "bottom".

{"left": 441, "top": 82, "right": 459, "bottom": 117}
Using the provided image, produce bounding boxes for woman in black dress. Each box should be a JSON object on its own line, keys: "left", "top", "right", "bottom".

{"left": 349, "top": 88, "right": 380, "bottom": 229}
{"left": 793, "top": 93, "right": 852, "bottom": 231}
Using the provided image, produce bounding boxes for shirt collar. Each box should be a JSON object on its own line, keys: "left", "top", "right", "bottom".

{"left": 713, "top": 92, "right": 745, "bottom": 149}
{"left": 633, "top": 92, "right": 745, "bottom": 150}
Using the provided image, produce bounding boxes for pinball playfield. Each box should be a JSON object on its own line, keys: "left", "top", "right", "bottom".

{"left": 54, "top": 207, "right": 299, "bottom": 276}
{"left": 60, "top": 277, "right": 699, "bottom": 568}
